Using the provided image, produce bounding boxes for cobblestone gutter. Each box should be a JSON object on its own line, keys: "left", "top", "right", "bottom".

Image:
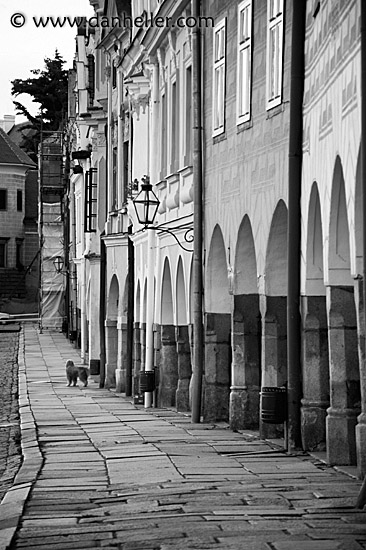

{"left": 0, "top": 331, "right": 22, "bottom": 503}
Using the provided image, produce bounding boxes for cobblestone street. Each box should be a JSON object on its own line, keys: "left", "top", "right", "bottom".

{"left": 0, "top": 330, "right": 22, "bottom": 504}
{"left": 0, "top": 325, "right": 365, "bottom": 550}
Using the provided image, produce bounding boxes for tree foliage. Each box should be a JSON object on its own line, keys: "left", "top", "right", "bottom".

{"left": 11, "top": 51, "right": 68, "bottom": 160}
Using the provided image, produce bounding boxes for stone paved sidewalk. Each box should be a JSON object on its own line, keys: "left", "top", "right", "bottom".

{"left": 0, "top": 324, "right": 365, "bottom": 550}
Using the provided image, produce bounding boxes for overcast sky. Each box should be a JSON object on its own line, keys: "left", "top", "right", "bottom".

{"left": 0, "top": 0, "right": 94, "bottom": 123}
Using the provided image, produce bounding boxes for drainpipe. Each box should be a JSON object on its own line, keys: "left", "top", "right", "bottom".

{"left": 99, "top": 121, "right": 108, "bottom": 388}
{"left": 287, "top": 1, "right": 306, "bottom": 451}
{"left": 144, "top": 61, "right": 159, "bottom": 408}
{"left": 359, "top": 0, "right": 366, "bottom": 478}
{"left": 191, "top": 0, "right": 204, "bottom": 423}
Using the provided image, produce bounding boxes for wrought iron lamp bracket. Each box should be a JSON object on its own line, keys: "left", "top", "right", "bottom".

{"left": 143, "top": 224, "right": 194, "bottom": 252}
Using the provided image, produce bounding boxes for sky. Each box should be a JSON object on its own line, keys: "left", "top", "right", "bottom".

{"left": 0, "top": 0, "right": 94, "bottom": 123}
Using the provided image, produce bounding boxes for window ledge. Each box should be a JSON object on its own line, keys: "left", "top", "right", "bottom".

{"left": 237, "top": 119, "right": 253, "bottom": 133}
{"left": 213, "top": 132, "right": 227, "bottom": 144}
{"left": 266, "top": 102, "right": 285, "bottom": 119}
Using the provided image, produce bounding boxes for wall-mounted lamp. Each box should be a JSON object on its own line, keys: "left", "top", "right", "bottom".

{"left": 53, "top": 256, "right": 66, "bottom": 274}
{"left": 132, "top": 175, "right": 193, "bottom": 252}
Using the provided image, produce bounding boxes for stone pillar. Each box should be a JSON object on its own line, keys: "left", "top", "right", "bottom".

{"left": 230, "top": 295, "right": 261, "bottom": 431}
{"left": 105, "top": 319, "right": 117, "bottom": 388}
{"left": 175, "top": 325, "right": 192, "bottom": 412}
{"left": 354, "top": 278, "right": 366, "bottom": 476}
{"left": 140, "top": 322, "right": 146, "bottom": 372}
{"left": 88, "top": 257, "right": 101, "bottom": 378}
{"left": 260, "top": 296, "right": 287, "bottom": 439}
{"left": 158, "top": 325, "right": 178, "bottom": 407}
{"left": 133, "top": 322, "right": 141, "bottom": 398}
{"left": 326, "top": 285, "right": 361, "bottom": 465}
{"left": 301, "top": 295, "right": 329, "bottom": 451}
{"left": 153, "top": 324, "right": 161, "bottom": 404}
{"left": 203, "top": 313, "right": 231, "bottom": 423}
{"left": 116, "top": 315, "right": 127, "bottom": 393}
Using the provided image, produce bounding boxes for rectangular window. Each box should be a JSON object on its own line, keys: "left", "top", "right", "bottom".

{"left": 237, "top": 0, "right": 252, "bottom": 123}
{"left": 170, "top": 80, "right": 179, "bottom": 172}
{"left": 0, "top": 240, "right": 8, "bottom": 267}
{"left": 185, "top": 65, "right": 192, "bottom": 164}
{"left": 16, "top": 239, "right": 23, "bottom": 269}
{"left": 84, "top": 168, "right": 97, "bottom": 232}
{"left": 17, "top": 190, "right": 22, "bottom": 212}
{"left": 212, "top": 18, "right": 226, "bottom": 136}
{"left": 0, "top": 189, "right": 7, "bottom": 210}
{"left": 160, "top": 93, "right": 167, "bottom": 178}
{"left": 266, "top": 0, "right": 284, "bottom": 109}
{"left": 112, "top": 147, "right": 117, "bottom": 209}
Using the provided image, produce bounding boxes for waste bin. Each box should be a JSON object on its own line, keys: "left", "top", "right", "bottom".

{"left": 139, "top": 370, "right": 155, "bottom": 393}
{"left": 260, "top": 386, "right": 287, "bottom": 424}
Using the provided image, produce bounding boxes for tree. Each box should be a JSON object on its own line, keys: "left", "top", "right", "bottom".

{"left": 11, "top": 51, "right": 68, "bottom": 160}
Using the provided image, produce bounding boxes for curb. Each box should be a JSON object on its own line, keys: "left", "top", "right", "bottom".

{"left": 0, "top": 326, "right": 43, "bottom": 550}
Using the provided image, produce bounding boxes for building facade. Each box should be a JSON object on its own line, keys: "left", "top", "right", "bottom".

{"left": 63, "top": 0, "right": 366, "bottom": 477}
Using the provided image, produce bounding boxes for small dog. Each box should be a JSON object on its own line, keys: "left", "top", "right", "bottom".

{"left": 65, "top": 360, "right": 89, "bottom": 387}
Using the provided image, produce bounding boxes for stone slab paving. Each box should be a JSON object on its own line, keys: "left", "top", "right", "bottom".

{"left": 0, "top": 325, "right": 365, "bottom": 550}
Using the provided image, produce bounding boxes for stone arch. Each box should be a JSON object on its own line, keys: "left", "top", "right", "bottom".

{"left": 231, "top": 215, "right": 261, "bottom": 430}
{"left": 234, "top": 215, "right": 257, "bottom": 295}
{"left": 175, "top": 256, "right": 191, "bottom": 412}
{"left": 261, "top": 200, "right": 288, "bottom": 431}
{"left": 306, "top": 182, "right": 325, "bottom": 296}
{"left": 204, "top": 224, "right": 231, "bottom": 422}
{"left": 161, "top": 258, "right": 174, "bottom": 324}
{"left": 206, "top": 224, "right": 230, "bottom": 313}
{"left": 326, "top": 156, "right": 360, "bottom": 466}
{"left": 328, "top": 156, "right": 352, "bottom": 285}
{"left": 355, "top": 149, "right": 362, "bottom": 275}
{"left": 105, "top": 274, "right": 120, "bottom": 388}
{"left": 176, "top": 257, "right": 187, "bottom": 325}
{"left": 302, "top": 182, "right": 330, "bottom": 452}
{"left": 159, "top": 257, "right": 178, "bottom": 407}
{"left": 265, "top": 200, "right": 288, "bottom": 296}
{"left": 107, "top": 274, "right": 119, "bottom": 320}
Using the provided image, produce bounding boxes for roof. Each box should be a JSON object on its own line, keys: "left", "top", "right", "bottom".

{"left": 0, "top": 128, "right": 36, "bottom": 167}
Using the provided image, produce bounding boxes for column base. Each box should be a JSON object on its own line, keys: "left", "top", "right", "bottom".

{"left": 230, "top": 386, "right": 259, "bottom": 431}
{"left": 326, "top": 407, "right": 359, "bottom": 465}
{"left": 115, "top": 368, "right": 126, "bottom": 393}
{"left": 301, "top": 399, "right": 328, "bottom": 451}
{"left": 104, "top": 362, "right": 116, "bottom": 389}
{"left": 356, "top": 413, "right": 366, "bottom": 478}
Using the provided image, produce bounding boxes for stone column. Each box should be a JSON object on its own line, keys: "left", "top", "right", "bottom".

{"left": 133, "top": 322, "right": 141, "bottom": 398}
{"left": 175, "top": 325, "right": 192, "bottom": 412}
{"left": 203, "top": 313, "right": 231, "bottom": 423}
{"left": 230, "top": 294, "right": 261, "bottom": 431}
{"left": 354, "top": 278, "right": 366, "bottom": 476}
{"left": 158, "top": 325, "right": 178, "bottom": 407}
{"left": 301, "top": 295, "right": 329, "bottom": 451}
{"left": 140, "top": 322, "right": 146, "bottom": 372}
{"left": 116, "top": 315, "right": 127, "bottom": 393}
{"left": 326, "top": 285, "right": 361, "bottom": 465}
{"left": 88, "top": 256, "right": 101, "bottom": 378}
{"left": 105, "top": 319, "right": 117, "bottom": 388}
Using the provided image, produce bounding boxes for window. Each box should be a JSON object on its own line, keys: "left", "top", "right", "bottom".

{"left": 17, "top": 190, "right": 22, "bottom": 212}
{"left": 0, "top": 239, "right": 8, "bottom": 267}
{"left": 266, "top": 0, "right": 284, "bottom": 109}
{"left": 212, "top": 18, "right": 226, "bottom": 136}
{"left": 0, "top": 189, "right": 7, "bottom": 210}
{"left": 16, "top": 239, "right": 23, "bottom": 269}
{"left": 170, "top": 80, "right": 179, "bottom": 172}
{"left": 237, "top": 1, "right": 252, "bottom": 123}
{"left": 185, "top": 65, "right": 192, "bottom": 164}
{"left": 160, "top": 93, "right": 167, "bottom": 178}
{"left": 87, "top": 54, "right": 95, "bottom": 107}
{"left": 112, "top": 147, "right": 117, "bottom": 209}
{"left": 84, "top": 168, "right": 97, "bottom": 232}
